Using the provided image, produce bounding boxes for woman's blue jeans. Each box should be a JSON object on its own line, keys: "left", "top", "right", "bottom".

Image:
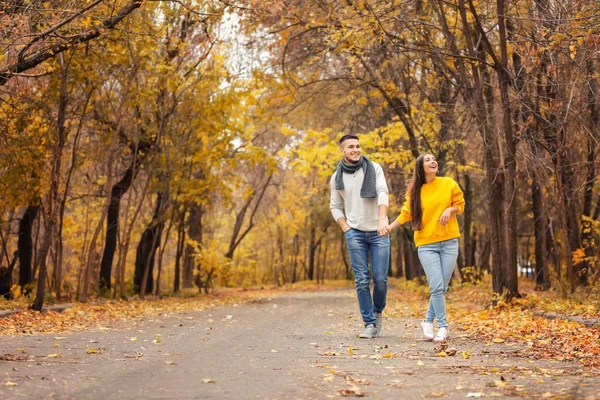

{"left": 417, "top": 238, "right": 459, "bottom": 328}
{"left": 345, "top": 229, "right": 390, "bottom": 327}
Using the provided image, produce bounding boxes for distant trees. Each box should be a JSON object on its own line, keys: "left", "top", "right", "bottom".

{"left": 0, "top": 0, "right": 598, "bottom": 308}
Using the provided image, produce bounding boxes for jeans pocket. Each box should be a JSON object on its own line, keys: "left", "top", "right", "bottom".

{"left": 444, "top": 238, "right": 459, "bottom": 255}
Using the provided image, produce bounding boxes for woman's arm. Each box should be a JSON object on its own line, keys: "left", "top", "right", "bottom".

{"left": 387, "top": 219, "right": 402, "bottom": 232}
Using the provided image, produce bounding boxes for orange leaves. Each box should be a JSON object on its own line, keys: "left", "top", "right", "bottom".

{"left": 439, "top": 281, "right": 600, "bottom": 368}
{"left": 0, "top": 291, "right": 265, "bottom": 336}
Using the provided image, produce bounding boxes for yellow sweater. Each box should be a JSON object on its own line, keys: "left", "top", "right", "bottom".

{"left": 397, "top": 177, "right": 465, "bottom": 247}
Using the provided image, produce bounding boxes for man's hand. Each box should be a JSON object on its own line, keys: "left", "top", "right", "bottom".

{"left": 337, "top": 218, "right": 351, "bottom": 233}
{"left": 378, "top": 219, "right": 389, "bottom": 237}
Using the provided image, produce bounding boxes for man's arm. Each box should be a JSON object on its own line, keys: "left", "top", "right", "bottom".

{"left": 330, "top": 173, "right": 349, "bottom": 232}
{"left": 378, "top": 204, "right": 389, "bottom": 236}
{"left": 375, "top": 163, "right": 390, "bottom": 236}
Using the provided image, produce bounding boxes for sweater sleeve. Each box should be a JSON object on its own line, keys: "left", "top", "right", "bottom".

{"left": 330, "top": 173, "right": 345, "bottom": 222}
{"left": 396, "top": 194, "right": 412, "bottom": 225}
{"left": 451, "top": 179, "right": 465, "bottom": 215}
{"left": 374, "top": 162, "right": 389, "bottom": 206}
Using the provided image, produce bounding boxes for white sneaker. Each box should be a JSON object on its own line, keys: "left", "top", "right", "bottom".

{"left": 359, "top": 324, "right": 379, "bottom": 339}
{"left": 433, "top": 327, "right": 449, "bottom": 342}
{"left": 421, "top": 320, "right": 434, "bottom": 341}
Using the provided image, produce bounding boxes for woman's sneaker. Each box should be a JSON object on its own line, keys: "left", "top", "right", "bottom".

{"left": 421, "top": 320, "right": 434, "bottom": 341}
{"left": 359, "top": 324, "right": 379, "bottom": 339}
{"left": 433, "top": 327, "right": 449, "bottom": 342}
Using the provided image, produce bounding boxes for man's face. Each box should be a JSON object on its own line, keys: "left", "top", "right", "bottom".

{"left": 341, "top": 138, "right": 361, "bottom": 164}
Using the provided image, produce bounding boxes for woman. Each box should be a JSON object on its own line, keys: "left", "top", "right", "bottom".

{"left": 387, "top": 154, "right": 465, "bottom": 342}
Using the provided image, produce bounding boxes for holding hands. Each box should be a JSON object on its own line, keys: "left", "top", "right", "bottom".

{"left": 377, "top": 219, "right": 389, "bottom": 237}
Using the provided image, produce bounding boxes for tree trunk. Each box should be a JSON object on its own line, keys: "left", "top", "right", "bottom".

{"left": 531, "top": 173, "right": 550, "bottom": 290}
{"left": 403, "top": 228, "right": 420, "bottom": 280}
{"left": 495, "top": 0, "right": 519, "bottom": 298}
{"left": 292, "top": 234, "right": 300, "bottom": 283}
{"left": 98, "top": 136, "right": 150, "bottom": 294}
{"left": 98, "top": 163, "right": 134, "bottom": 294}
{"left": 32, "top": 56, "right": 69, "bottom": 310}
{"left": 579, "top": 58, "right": 598, "bottom": 286}
{"left": 394, "top": 228, "right": 404, "bottom": 278}
{"left": 134, "top": 192, "right": 167, "bottom": 296}
{"left": 225, "top": 174, "right": 272, "bottom": 259}
{"left": 308, "top": 226, "right": 317, "bottom": 281}
{"left": 173, "top": 207, "right": 186, "bottom": 293}
{"left": 459, "top": 0, "right": 509, "bottom": 298}
{"left": 18, "top": 205, "right": 39, "bottom": 290}
{"left": 183, "top": 202, "right": 203, "bottom": 288}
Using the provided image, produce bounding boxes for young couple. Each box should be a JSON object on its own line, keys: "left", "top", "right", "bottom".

{"left": 330, "top": 135, "right": 465, "bottom": 342}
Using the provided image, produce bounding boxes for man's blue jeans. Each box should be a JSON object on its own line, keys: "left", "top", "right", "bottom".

{"left": 417, "top": 238, "right": 459, "bottom": 328}
{"left": 345, "top": 229, "right": 390, "bottom": 327}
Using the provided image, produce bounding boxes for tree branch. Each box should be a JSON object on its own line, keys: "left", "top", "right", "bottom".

{"left": 0, "top": 0, "right": 144, "bottom": 86}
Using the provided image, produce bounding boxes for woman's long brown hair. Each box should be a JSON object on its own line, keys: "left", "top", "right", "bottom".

{"left": 406, "top": 154, "right": 427, "bottom": 230}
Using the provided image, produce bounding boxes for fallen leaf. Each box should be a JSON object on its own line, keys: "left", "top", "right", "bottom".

{"left": 492, "top": 338, "right": 505, "bottom": 343}
{"left": 417, "top": 360, "right": 425, "bottom": 366}
{"left": 4, "top": 382, "right": 17, "bottom": 386}
{"left": 46, "top": 353, "right": 60, "bottom": 358}
{"left": 0, "top": 354, "right": 28, "bottom": 361}
{"left": 124, "top": 352, "right": 144, "bottom": 359}
{"left": 433, "top": 343, "right": 448, "bottom": 352}
{"left": 338, "top": 384, "right": 365, "bottom": 397}
{"left": 86, "top": 347, "right": 103, "bottom": 354}
{"left": 425, "top": 392, "right": 446, "bottom": 397}
{"left": 202, "top": 379, "right": 215, "bottom": 384}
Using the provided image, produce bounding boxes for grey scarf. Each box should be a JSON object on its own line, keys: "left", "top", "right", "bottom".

{"left": 335, "top": 155, "right": 377, "bottom": 198}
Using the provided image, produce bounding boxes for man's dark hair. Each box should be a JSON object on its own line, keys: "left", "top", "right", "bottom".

{"left": 339, "top": 134, "right": 359, "bottom": 146}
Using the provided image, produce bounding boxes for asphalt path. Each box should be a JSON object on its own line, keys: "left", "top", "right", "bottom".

{"left": 1, "top": 290, "right": 598, "bottom": 399}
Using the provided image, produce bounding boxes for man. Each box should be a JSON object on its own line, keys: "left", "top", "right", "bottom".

{"left": 330, "top": 134, "right": 390, "bottom": 338}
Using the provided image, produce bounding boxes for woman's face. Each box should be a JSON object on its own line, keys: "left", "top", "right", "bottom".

{"left": 422, "top": 154, "right": 438, "bottom": 175}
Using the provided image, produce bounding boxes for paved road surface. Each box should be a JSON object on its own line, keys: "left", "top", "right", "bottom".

{"left": 1, "top": 290, "right": 598, "bottom": 399}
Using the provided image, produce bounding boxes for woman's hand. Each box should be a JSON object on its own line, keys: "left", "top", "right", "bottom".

{"left": 385, "top": 220, "right": 401, "bottom": 234}
{"left": 438, "top": 208, "right": 453, "bottom": 226}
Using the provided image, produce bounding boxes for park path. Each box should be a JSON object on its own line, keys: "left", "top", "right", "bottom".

{"left": 0, "top": 290, "right": 598, "bottom": 399}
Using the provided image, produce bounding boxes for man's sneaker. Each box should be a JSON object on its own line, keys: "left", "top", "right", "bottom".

{"left": 421, "top": 320, "right": 434, "bottom": 341}
{"left": 375, "top": 312, "right": 383, "bottom": 335}
{"left": 433, "top": 327, "right": 449, "bottom": 342}
{"left": 359, "top": 324, "right": 379, "bottom": 339}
